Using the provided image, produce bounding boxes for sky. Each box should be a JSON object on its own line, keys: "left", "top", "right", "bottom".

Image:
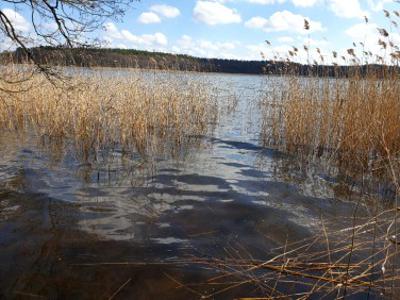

{"left": 1, "top": 0, "right": 400, "bottom": 63}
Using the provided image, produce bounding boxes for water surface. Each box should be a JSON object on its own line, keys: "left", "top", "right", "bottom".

{"left": 0, "top": 70, "right": 379, "bottom": 299}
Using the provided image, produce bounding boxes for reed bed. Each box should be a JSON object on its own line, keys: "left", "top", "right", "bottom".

{"left": 0, "top": 67, "right": 218, "bottom": 160}
{"left": 262, "top": 70, "right": 400, "bottom": 180}
{"left": 261, "top": 7, "right": 400, "bottom": 182}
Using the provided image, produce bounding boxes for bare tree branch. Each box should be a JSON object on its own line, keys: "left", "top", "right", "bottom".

{"left": 0, "top": 0, "right": 137, "bottom": 93}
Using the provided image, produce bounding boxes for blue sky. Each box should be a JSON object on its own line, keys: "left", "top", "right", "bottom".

{"left": 1, "top": 0, "right": 400, "bottom": 62}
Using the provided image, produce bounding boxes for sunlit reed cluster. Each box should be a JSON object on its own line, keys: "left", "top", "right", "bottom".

{"left": 263, "top": 69, "right": 400, "bottom": 177}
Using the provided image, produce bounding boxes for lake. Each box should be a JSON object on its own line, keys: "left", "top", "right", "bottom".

{"left": 0, "top": 69, "right": 391, "bottom": 299}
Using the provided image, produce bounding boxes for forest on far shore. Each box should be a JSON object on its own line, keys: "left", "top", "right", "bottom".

{"left": 1, "top": 46, "right": 396, "bottom": 77}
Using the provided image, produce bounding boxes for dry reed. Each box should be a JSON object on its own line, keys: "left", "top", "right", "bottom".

{"left": 262, "top": 70, "right": 400, "bottom": 179}
{"left": 262, "top": 7, "right": 400, "bottom": 183}
{"left": 0, "top": 67, "right": 218, "bottom": 160}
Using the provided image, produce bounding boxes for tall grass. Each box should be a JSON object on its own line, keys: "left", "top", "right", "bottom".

{"left": 263, "top": 69, "right": 400, "bottom": 179}
{"left": 0, "top": 67, "right": 218, "bottom": 160}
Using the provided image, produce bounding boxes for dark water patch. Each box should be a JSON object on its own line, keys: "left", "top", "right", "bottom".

{"left": 159, "top": 168, "right": 181, "bottom": 173}
{"left": 212, "top": 138, "right": 264, "bottom": 151}
{"left": 220, "top": 162, "right": 251, "bottom": 168}
{"left": 239, "top": 168, "right": 268, "bottom": 178}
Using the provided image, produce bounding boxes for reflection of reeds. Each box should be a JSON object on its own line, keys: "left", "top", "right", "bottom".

{"left": 0, "top": 67, "right": 218, "bottom": 160}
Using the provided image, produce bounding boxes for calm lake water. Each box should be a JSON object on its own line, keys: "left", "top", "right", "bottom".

{"left": 0, "top": 69, "right": 387, "bottom": 299}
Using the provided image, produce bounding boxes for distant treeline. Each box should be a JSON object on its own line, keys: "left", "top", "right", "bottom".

{"left": 1, "top": 46, "right": 398, "bottom": 77}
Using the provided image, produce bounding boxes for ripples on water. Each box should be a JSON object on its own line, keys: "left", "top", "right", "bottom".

{"left": 0, "top": 70, "right": 385, "bottom": 299}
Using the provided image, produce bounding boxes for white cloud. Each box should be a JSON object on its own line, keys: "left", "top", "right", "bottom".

{"left": 245, "top": 0, "right": 318, "bottom": 6}
{"left": 304, "top": 37, "right": 330, "bottom": 47}
{"left": 104, "top": 22, "right": 168, "bottom": 49}
{"left": 346, "top": 22, "right": 399, "bottom": 45}
{"left": 246, "top": 11, "right": 324, "bottom": 34}
{"left": 277, "top": 36, "right": 295, "bottom": 43}
{"left": 345, "top": 23, "right": 378, "bottom": 42}
{"left": 0, "top": 37, "right": 14, "bottom": 51}
{"left": 246, "top": 0, "right": 286, "bottom": 4}
{"left": 39, "top": 22, "right": 58, "bottom": 32}
{"left": 121, "top": 30, "right": 168, "bottom": 46}
{"left": 144, "top": 32, "right": 168, "bottom": 46}
{"left": 116, "top": 43, "right": 128, "bottom": 49}
{"left": 150, "top": 4, "right": 180, "bottom": 18}
{"left": 171, "top": 34, "right": 332, "bottom": 62}
{"left": 328, "top": 0, "right": 368, "bottom": 19}
{"left": 138, "top": 4, "right": 180, "bottom": 25}
{"left": 246, "top": 41, "right": 333, "bottom": 64}
{"left": 292, "top": 0, "right": 318, "bottom": 7}
{"left": 367, "top": 0, "right": 393, "bottom": 11}
{"left": 193, "top": 1, "right": 242, "bottom": 25}
{"left": 104, "top": 22, "right": 123, "bottom": 39}
{"left": 245, "top": 17, "right": 268, "bottom": 29}
{"left": 138, "top": 12, "right": 161, "bottom": 24}
{"left": 246, "top": 43, "right": 292, "bottom": 60}
{"left": 172, "top": 34, "right": 239, "bottom": 58}
{"left": 345, "top": 22, "right": 400, "bottom": 61}
{"left": 1, "top": 8, "right": 30, "bottom": 32}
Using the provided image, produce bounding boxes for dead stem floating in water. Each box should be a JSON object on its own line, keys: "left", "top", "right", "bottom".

{"left": 0, "top": 68, "right": 218, "bottom": 160}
